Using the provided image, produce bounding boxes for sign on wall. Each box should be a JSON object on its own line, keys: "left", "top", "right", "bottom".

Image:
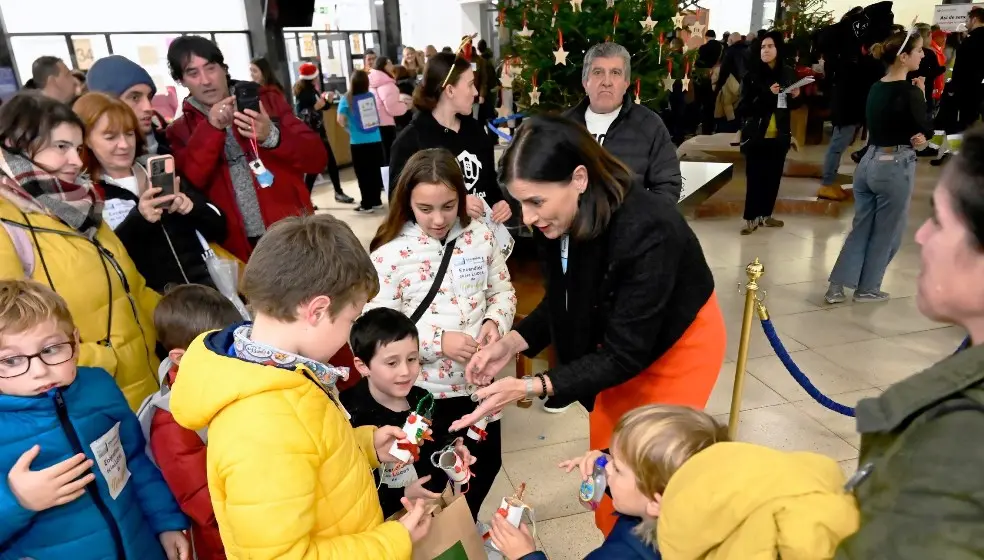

{"left": 934, "top": 3, "right": 984, "bottom": 32}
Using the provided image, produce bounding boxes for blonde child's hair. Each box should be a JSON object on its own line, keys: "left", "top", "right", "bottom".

{"left": 612, "top": 404, "right": 728, "bottom": 545}
{"left": 0, "top": 279, "right": 76, "bottom": 343}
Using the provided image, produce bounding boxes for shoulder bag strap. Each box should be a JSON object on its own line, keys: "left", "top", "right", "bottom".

{"left": 410, "top": 238, "right": 457, "bottom": 323}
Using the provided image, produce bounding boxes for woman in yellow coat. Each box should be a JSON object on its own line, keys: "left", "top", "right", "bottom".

{"left": 0, "top": 92, "right": 159, "bottom": 409}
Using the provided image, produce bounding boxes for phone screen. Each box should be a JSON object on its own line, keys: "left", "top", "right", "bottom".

{"left": 235, "top": 82, "right": 261, "bottom": 113}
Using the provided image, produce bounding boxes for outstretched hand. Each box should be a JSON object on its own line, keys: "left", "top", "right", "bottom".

{"left": 449, "top": 377, "right": 526, "bottom": 431}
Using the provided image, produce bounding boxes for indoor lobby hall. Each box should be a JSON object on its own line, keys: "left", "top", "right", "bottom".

{"left": 312, "top": 147, "right": 962, "bottom": 559}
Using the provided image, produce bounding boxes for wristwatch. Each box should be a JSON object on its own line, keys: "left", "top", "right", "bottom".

{"left": 521, "top": 376, "right": 537, "bottom": 402}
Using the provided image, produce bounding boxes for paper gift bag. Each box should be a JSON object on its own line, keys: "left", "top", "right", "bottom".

{"left": 388, "top": 489, "right": 485, "bottom": 560}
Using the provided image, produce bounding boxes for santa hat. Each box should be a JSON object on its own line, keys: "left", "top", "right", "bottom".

{"left": 298, "top": 62, "right": 319, "bottom": 80}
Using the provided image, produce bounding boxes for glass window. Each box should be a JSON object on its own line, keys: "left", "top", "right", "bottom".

{"left": 0, "top": 0, "right": 247, "bottom": 33}
{"left": 10, "top": 36, "right": 71, "bottom": 85}
{"left": 214, "top": 33, "right": 252, "bottom": 83}
{"left": 107, "top": 33, "right": 180, "bottom": 93}
{"left": 70, "top": 35, "right": 110, "bottom": 71}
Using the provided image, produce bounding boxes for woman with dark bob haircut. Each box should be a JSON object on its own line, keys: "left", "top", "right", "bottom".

{"left": 833, "top": 125, "right": 984, "bottom": 557}
{"left": 449, "top": 114, "right": 726, "bottom": 535}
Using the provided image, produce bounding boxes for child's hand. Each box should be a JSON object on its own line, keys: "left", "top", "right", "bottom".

{"left": 399, "top": 497, "right": 434, "bottom": 543}
{"left": 404, "top": 475, "right": 442, "bottom": 501}
{"left": 373, "top": 425, "right": 409, "bottom": 464}
{"left": 558, "top": 449, "right": 607, "bottom": 481}
{"left": 7, "top": 445, "right": 95, "bottom": 511}
{"left": 452, "top": 437, "right": 477, "bottom": 469}
{"left": 490, "top": 514, "right": 537, "bottom": 560}
{"left": 159, "top": 530, "right": 190, "bottom": 560}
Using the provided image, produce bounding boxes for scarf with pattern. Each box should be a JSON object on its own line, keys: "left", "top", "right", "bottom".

{"left": 0, "top": 147, "right": 102, "bottom": 236}
{"left": 231, "top": 324, "right": 349, "bottom": 389}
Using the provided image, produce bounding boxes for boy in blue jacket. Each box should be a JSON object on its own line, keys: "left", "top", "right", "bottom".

{"left": 489, "top": 405, "right": 726, "bottom": 560}
{"left": 0, "top": 279, "right": 189, "bottom": 560}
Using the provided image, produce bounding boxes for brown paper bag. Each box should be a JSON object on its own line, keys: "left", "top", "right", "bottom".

{"left": 387, "top": 488, "right": 486, "bottom": 560}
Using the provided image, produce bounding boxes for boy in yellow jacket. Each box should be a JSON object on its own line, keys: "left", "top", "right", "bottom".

{"left": 170, "top": 215, "right": 430, "bottom": 560}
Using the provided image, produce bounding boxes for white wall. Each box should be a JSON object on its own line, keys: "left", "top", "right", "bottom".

{"left": 400, "top": 0, "right": 488, "bottom": 52}
{"left": 0, "top": 0, "right": 247, "bottom": 33}
{"left": 699, "top": 0, "right": 755, "bottom": 36}
{"left": 312, "top": 0, "right": 374, "bottom": 31}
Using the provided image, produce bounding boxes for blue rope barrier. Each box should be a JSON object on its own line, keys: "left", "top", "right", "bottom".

{"left": 759, "top": 317, "right": 857, "bottom": 417}
{"left": 486, "top": 113, "right": 525, "bottom": 143}
{"left": 488, "top": 122, "right": 513, "bottom": 143}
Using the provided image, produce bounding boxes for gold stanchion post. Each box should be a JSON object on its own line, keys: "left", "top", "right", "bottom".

{"left": 728, "top": 258, "right": 765, "bottom": 440}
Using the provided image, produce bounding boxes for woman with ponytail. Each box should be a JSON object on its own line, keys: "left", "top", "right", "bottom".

{"left": 824, "top": 29, "right": 933, "bottom": 305}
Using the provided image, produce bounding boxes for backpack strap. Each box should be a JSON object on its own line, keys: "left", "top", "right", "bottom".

{"left": 1, "top": 219, "right": 35, "bottom": 277}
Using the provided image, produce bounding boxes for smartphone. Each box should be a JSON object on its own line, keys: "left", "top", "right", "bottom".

{"left": 234, "top": 81, "right": 261, "bottom": 114}
{"left": 146, "top": 155, "right": 176, "bottom": 197}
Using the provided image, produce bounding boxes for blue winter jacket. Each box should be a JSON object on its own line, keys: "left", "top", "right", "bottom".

{"left": 520, "top": 515, "right": 662, "bottom": 560}
{"left": 0, "top": 367, "right": 188, "bottom": 560}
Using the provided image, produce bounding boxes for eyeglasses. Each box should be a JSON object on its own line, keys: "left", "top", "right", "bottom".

{"left": 0, "top": 342, "right": 76, "bottom": 379}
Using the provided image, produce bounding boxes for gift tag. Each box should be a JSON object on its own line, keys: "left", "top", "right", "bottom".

{"left": 89, "top": 422, "right": 131, "bottom": 500}
{"left": 777, "top": 92, "right": 788, "bottom": 109}
{"left": 249, "top": 159, "right": 275, "bottom": 188}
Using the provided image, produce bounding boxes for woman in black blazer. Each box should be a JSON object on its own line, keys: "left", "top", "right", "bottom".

{"left": 449, "top": 114, "right": 726, "bottom": 535}
{"left": 739, "top": 31, "right": 803, "bottom": 235}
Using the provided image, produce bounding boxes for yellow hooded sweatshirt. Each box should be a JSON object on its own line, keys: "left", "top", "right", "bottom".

{"left": 169, "top": 328, "right": 412, "bottom": 560}
{"left": 657, "top": 442, "right": 859, "bottom": 560}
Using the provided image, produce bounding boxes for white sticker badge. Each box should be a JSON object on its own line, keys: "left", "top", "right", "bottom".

{"left": 380, "top": 462, "right": 418, "bottom": 488}
{"left": 89, "top": 422, "right": 131, "bottom": 500}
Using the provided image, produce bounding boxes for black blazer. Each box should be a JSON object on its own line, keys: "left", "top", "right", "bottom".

{"left": 514, "top": 184, "right": 714, "bottom": 411}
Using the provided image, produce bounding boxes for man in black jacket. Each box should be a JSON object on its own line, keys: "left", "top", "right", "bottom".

{"left": 953, "top": 7, "right": 984, "bottom": 130}
{"left": 563, "top": 42, "right": 682, "bottom": 204}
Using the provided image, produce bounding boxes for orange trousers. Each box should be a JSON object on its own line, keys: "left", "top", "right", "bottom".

{"left": 588, "top": 291, "right": 726, "bottom": 536}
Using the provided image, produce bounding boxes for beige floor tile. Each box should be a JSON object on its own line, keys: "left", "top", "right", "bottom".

{"left": 764, "top": 308, "right": 880, "bottom": 349}
{"left": 536, "top": 512, "right": 605, "bottom": 560}
{"left": 745, "top": 350, "right": 875, "bottom": 403}
{"left": 500, "top": 439, "right": 591, "bottom": 522}
{"left": 756, "top": 280, "right": 830, "bottom": 316}
{"left": 723, "top": 313, "right": 807, "bottom": 362}
{"left": 715, "top": 403, "right": 859, "bottom": 461}
{"left": 705, "top": 362, "right": 787, "bottom": 416}
{"left": 813, "top": 339, "right": 938, "bottom": 387}
{"left": 791, "top": 388, "right": 883, "bottom": 449}
{"left": 500, "top": 401, "right": 589, "bottom": 453}
{"left": 821, "top": 297, "right": 944, "bottom": 338}
{"left": 885, "top": 326, "right": 967, "bottom": 362}
{"left": 477, "top": 468, "right": 518, "bottom": 522}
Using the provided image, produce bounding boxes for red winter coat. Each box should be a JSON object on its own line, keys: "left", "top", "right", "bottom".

{"left": 166, "top": 84, "right": 326, "bottom": 262}
{"left": 150, "top": 367, "right": 225, "bottom": 560}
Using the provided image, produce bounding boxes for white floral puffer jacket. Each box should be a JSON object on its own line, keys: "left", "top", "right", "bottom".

{"left": 367, "top": 219, "right": 516, "bottom": 399}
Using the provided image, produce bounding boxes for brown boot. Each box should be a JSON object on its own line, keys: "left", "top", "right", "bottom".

{"left": 817, "top": 185, "right": 848, "bottom": 201}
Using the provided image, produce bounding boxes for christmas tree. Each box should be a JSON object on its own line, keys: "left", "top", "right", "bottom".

{"left": 498, "top": 0, "right": 705, "bottom": 113}
{"left": 772, "top": 0, "right": 835, "bottom": 64}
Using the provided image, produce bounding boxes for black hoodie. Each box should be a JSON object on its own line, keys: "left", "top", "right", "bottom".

{"left": 387, "top": 111, "right": 504, "bottom": 206}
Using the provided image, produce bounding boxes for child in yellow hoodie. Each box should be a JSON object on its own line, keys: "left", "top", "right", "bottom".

{"left": 169, "top": 215, "right": 431, "bottom": 560}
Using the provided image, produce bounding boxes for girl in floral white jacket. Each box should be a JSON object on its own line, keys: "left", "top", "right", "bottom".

{"left": 366, "top": 148, "right": 515, "bottom": 516}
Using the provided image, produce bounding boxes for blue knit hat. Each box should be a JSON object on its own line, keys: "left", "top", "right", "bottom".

{"left": 86, "top": 55, "right": 157, "bottom": 98}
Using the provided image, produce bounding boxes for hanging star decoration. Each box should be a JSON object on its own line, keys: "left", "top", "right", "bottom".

{"left": 640, "top": 1, "right": 657, "bottom": 32}
{"left": 517, "top": 9, "right": 534, "bottom": 38}
{"left": 529, "top": 70, "right": 541, "bottom": 105}
{"left": 569, "top": 0, "right": 582, "bottom": 12}
{"left": 672, "top": 12, "right": 686, "bottom": 29}
{"left": 691, "top": 21, "right": 706, "bottom": 37}
{"left": 681, "top": 61, "right": 691, "bottom": 92}
{"left": 606, "top": 0, "right": 615, "bottom": 7}
{"left": 500, "top": 68, "right": 514, "bottom": 89}
{"left": 663, "top": 58, "right": 675, "bottom": 91}
{"left": 554, "top": 29, "right": 569, "bottom": 65}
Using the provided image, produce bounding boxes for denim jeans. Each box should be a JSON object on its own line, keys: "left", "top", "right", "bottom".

{"left": 828, "top": 147, "right": 917, "bottom": 292}
{"left": 821, "top": 124, "right": 857, "bottom": 186}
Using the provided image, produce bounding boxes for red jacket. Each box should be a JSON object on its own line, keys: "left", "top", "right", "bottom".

{"left": 931, "top": 41, "right": 946, "bottom": 101}
{"left": 166, "top": 84, "right": 326, "bottom": 262}
{"left": 150, "top": 367, "right": 225, "bottom": 560}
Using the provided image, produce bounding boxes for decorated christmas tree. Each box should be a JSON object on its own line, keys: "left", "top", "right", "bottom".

{"left": 497, "top": 0, "right": 705, "bottom": 113}
{"left": 772, "top": 0, "right": 835, "bottom": 64}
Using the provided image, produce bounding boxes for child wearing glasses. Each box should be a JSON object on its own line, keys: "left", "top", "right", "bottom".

{"left": 0, "top": 279, "right": 189, "bottom": 560}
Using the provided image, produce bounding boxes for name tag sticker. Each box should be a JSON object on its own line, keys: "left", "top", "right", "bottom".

{"left": 453, "top": 255, "right": 487, "bottom": 294}
{"left": 90, "top": 422, "right": 131, "bottom": 500}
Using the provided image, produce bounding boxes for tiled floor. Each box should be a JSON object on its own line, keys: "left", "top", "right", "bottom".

{"left": 313, "top": 150, "right": 964, "bottom": 559}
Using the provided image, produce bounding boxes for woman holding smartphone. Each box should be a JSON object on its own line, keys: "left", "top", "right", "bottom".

{"left": 74, "top": 92, "right": 227, "bottom": 293}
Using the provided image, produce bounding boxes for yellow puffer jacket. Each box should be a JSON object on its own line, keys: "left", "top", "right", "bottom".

{"left": 0, "top": 197, "right": 160, "bottom": 409}
{"left": 169, "top": 328, "right": 412, "bottom": 560}
{"left": 657, "top": 442, "right": 859, "bottom": 560}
